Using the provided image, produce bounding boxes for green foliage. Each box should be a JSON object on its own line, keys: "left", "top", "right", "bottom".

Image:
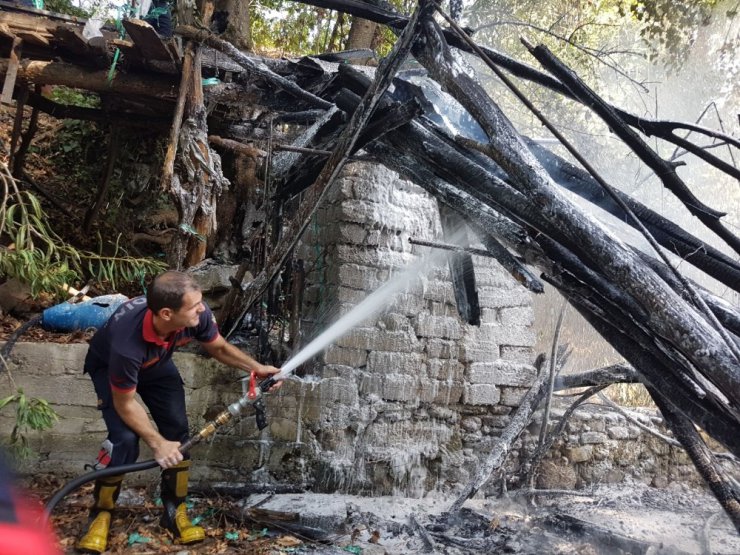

{"left": 0, "top": 389, "right": 58, "bottom": 460}
{"left": 620, "top": 0, "right": 720, "bottom": 67}
{"left": 43, "top": 0, "right": 90, "bottom": 18}
{"left": 0, "top": 162, "right": 166, "bottom": 297}
{"left": 49, "top": 86, "right": 100, "bottom": 109}
{"left": 250, "top": 0, "right": 412, "bottom": 56}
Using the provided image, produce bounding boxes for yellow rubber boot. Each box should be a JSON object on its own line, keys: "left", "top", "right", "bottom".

{"left": 77, "top": 475, "right": 123, "bottom": 553}
{"left": 160, "top": 461, "right": 205, "bottom": 544}
{"left": 77, "top": 511, "right": 111, "bottom": 554}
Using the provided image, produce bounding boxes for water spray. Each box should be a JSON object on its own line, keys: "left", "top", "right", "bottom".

{"left": 275, "top": 241, "right": 453, "bottom": 381}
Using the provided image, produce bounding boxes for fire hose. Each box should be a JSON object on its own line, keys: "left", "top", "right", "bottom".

{"left": 42, "top": 373, "right": 278, "bottom": 522}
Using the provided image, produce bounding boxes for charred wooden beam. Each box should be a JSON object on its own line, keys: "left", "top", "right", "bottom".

{"left": 176, "top": 25, "right": 333, "bottom": 110}
{"left": 1, "top": 33, "right": 21, "bottom": 104}
{"left": 0, "top": 58, "right": 178, "bottom": 97}
{"left": 208, "top": 135, "right": 266, "bottom": 158}
{"left": 23, "top": 89, "right": 170, "bottom": 128}
{"left": 525, "top": 42, "right": 740, "bottom": 256}
{"left": 83, "top": 125, "right": 120, "bottom": 232}
{"left": 11, "top": 86, "right": 38, "bottom": 176}
{"left": 554, "top": 364, "right": 639, "bottom": 389}
{"left": 540, "top": 513, "right": 674, "bottom": 554}
{"left": 8, "top": 84, "right": 26, "bottom": 170}
{"left": 440, "top": 207, "right": 481, "bottom": 326}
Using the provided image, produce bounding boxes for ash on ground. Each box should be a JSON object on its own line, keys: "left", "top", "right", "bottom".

{"left": 241, "top": 479, "right": 739, "bottom": 554}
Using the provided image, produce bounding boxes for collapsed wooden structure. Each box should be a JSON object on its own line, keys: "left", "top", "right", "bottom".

{"left": 1, "top": 0, "right": 739, "bottom": 529}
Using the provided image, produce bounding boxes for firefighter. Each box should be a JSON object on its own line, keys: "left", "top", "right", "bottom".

{"left": 77, "top": 271, "right": 280, "bottom": 553}
{"left": 0, "top": 452, "right": 60, "bottom": 555}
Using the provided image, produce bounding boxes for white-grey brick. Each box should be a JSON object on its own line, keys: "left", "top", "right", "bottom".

{"left": 367, "top": 351, "right": 425, "bottom": 375}
{"left": 323, "top": 346, "right": 368, "bottom": 368}
{"left": 379, "top": 312, "right": 413, "bottom": 332}
{"left": 335, "top": 245, "right": 416, "bottom": 268}
{"left": 336, "top": 329, "right": 422, "bottom": 353}
{"left": 475, "top": 323, "right": 535, "bottom": 347}
{"left": 415, "top": 314, "right": 463, "bottom": 339}
{"left": 420, "top": 280, "right": 456, "bottom": 303}
{"left": 581, "top": 431, "right": 608, "bottom": 444}
{"left": 426, "top": 339, "right": 459, "bottom": 359}
{"left": 427, "top": 359, "right": 465, "bottom": 381}
{"left": 458, "top": 339, "right": 499, "bottom": 363}
{"left": 336, "top": 264, "right": 388, "bottom": 290}
{"left": 478, "top": 288, "right": 532, "bottom": 309}
{"left": 467, "top": 361, "right": 537, "bottom": 387}
{"left": 500, "top": 346, "right": 534, "bottom": 364}
{"left": 500, "top": 306, "right": 534, "bottom": 327}
{"left": 433, "top": 382, "right": 463, "bottom": 404}
{"left": 463, "top": 384, "right": 501, "bottom": 405}
{"left": 500, "top": 386, "right": 529, "bottom": 407}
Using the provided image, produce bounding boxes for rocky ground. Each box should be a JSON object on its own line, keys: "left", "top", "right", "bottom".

{"left": 23, "top": 473, "right": 738, "bottom": 554}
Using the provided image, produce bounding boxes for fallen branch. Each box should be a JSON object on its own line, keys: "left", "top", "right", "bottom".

{"left": 408, "top": 514, "right": 435, "bottom": 553}
{"left": 449, "top": 366, "right": 550, "bottom": 513}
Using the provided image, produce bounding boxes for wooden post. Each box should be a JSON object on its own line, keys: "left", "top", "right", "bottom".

{"left": 12, "top": 85, "right": 40, "bottom": 177}
{"left": 8, "top": 85, "right": 28, "bottom": 170}
{"left": 1, "top": 35, "right": 22, "bottom": 105}
{"left": 84, "top": 125, "right": 121, "bottom": 232}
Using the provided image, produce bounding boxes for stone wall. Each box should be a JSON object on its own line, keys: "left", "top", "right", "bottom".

{"left": 0, "top": 343, "right": 716, "bottom": 493}
{"left": 523, "top": 405, "right": 711, "bottom": 490}
{"left": 290, "top": 162, "right": 538, "bottom": 495}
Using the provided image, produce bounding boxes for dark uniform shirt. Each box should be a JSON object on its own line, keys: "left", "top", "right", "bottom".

{"left": 84, "top": 296, "right": 219, "bottom": 392}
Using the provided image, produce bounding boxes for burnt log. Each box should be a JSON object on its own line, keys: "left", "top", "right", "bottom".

{"left": 0, "top": 58, "right": 178, "bottom": 97}
{"left": 176, "top": 25, "right": 333, "bottom": 110}
{"left": 554, "top": 364, "right": 639, "bottom": 389}
{"left": 526, "top": 42, "right": 740, "bottom": 256}
{"left": 648, "top": 386, "right": 740, "bottom": 531}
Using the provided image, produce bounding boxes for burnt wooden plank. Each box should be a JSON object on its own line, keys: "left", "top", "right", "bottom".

{"left": 50, "top": 25, "right": 108, "bottom": 67}
{"left": 122, "top": 18, "right": 175, "bottom": 62}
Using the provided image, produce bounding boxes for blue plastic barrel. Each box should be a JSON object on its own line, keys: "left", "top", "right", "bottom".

{"left": 41, "top": 294, "right": 128, "bottom": 332}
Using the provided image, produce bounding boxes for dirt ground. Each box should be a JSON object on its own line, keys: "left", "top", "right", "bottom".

{"left": 22, "top": 472, "right": 739, "bottom": 555}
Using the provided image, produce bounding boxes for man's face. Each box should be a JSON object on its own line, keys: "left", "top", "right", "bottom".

{"left": 171, "top": 289, "right": 205, "bottom": 328}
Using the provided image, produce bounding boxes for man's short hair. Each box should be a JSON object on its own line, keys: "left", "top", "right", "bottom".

{"left": 147, "top": 271, "right": 200, "bottom": 314}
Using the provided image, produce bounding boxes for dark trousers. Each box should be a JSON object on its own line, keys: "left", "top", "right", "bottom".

{"left": 89, "top": 363, "right": 189, "bottom": 467}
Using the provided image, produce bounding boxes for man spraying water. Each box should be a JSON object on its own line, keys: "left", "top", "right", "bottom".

{"left": 78, "top": 271, "right": 281, "bottom": 553}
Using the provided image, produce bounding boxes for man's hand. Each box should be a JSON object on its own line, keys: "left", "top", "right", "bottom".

{"left": 254, "top": 363, "right": 282, "bottom": 391}
{"left": 152, "top": 439, "right": 183, "bottom": 469}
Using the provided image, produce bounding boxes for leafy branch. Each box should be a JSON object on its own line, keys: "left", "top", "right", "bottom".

{"left": 0, "top": 388, "right": 58, "bottom": 460}
{"left": 0, "top": 161, "right": 166, "bottom": 296}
